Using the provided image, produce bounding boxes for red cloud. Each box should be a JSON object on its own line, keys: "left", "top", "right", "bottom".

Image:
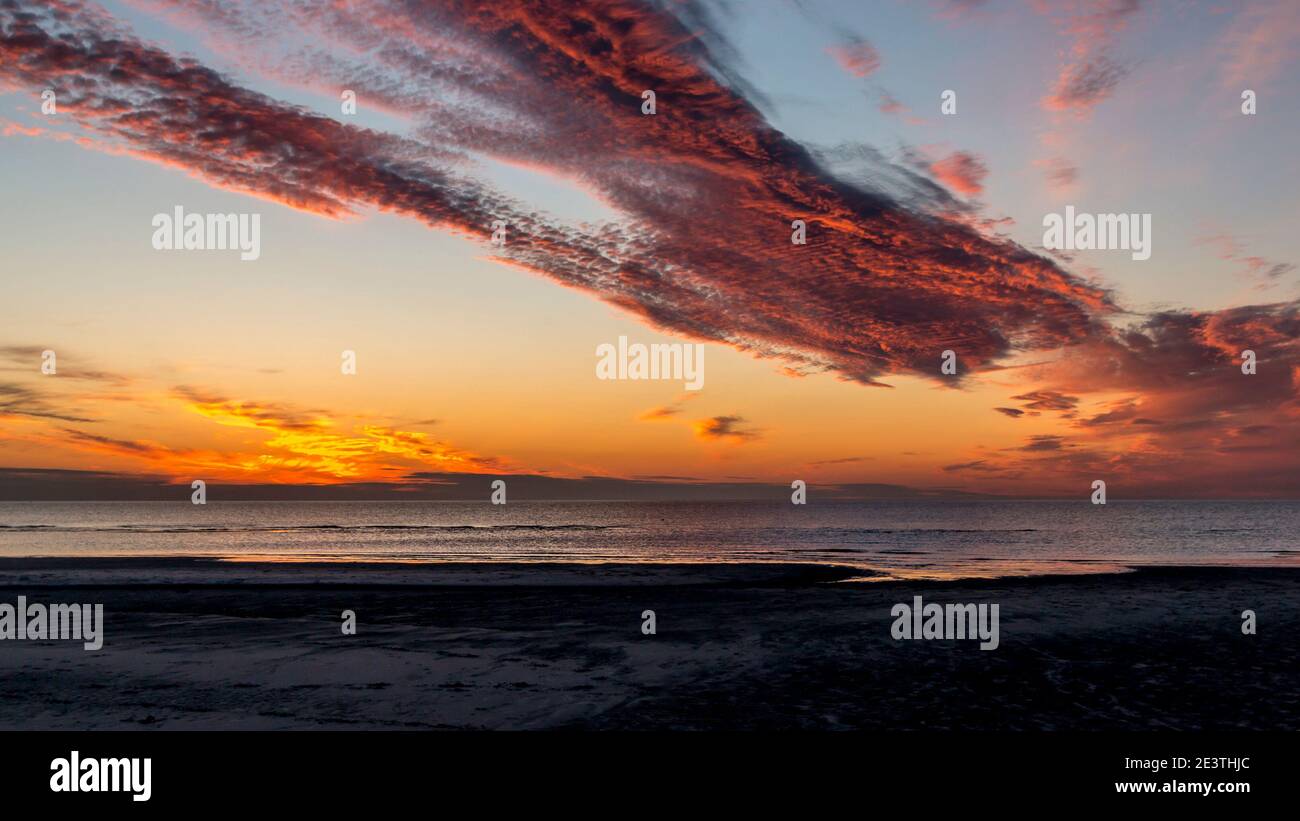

{"left": 929, "top": 151, "right": 988, "bottom": 197}
{"left": 0, "top": 0, "right": 1115, "bottom": 390}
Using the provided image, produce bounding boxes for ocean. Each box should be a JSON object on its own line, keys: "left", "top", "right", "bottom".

{"left": 1, "top": 499, "right": 1297, "bottom": 579}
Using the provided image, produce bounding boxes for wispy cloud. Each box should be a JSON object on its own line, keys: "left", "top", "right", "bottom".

{"left": 928, "top": 151, "right": 988, "bottom": 197}
{"left": 693, "top": 415, "right": 761, "bottom": 443}
{"left": 826, "top": 37, "right": 881, "bottom": 78}
{"left": 0, "top": 0, "right": 1115, "bottom": 390}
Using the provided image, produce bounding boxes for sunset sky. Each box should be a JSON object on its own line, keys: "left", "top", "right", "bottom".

{"left": 2, "top": 0, "right": 1298, "bottom": 499}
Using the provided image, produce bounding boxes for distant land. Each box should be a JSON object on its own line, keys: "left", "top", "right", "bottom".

{"left": 0, "top": 467, "right": 1009, "bottom": 502}
{"left": 4, "top": 467, "right": 1288, "bottom": 502}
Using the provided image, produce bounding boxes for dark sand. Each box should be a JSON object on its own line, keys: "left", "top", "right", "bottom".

{"left": 0, "top": 558, "right": 1295, "bottom": 730}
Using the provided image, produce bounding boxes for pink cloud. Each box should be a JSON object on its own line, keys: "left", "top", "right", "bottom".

{"left": 827, "top": 39, "right": 881, "bottom": 78}
{"left": 929, "top": 151, "right": 989, "bottom": 197}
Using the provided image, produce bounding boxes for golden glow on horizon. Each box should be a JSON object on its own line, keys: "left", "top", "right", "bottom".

{"left": 0, "top": 329, "right": 1149, "bottom": 495}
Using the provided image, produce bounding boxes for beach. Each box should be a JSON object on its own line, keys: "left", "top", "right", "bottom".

{"left": 0, "top": 558, "right": 1295, "bottom": 731}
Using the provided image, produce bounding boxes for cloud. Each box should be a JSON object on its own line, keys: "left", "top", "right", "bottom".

{"left": 1010, "top": 390, "right": 1079, "bottom": 413}
{"left": 0, "top": 0, "right": 1124, "bottom": 391}
{"left": 174, "top": 386, "right": 332, "bottom": 432}
{"left": 3, "top": 378, "right": 511, "bottom": 485}
{"left": 1036, "top": 0, "right": 1143, "bottom": 99}
{"left": 1017, "top": 434, "right": 1067, "bottom": 452}
{"left": 59, "top": 428, "right": 169, "bottom": 457}
{"left": 942, "top": 459, "right": 1003, "bottom": 473}
{"left": 1196, "top": 231, "right": 1295, "bottom": 287}
{"left": 1215, "top": 0, "right": 1300, "bottom": 91}
{"left": 0, "top": 346, "right": 131, "bottom": 385}
{"left": 169, "top": 387, "right": 504, "bottom": 480}
{"left": 970, "top": 302, "right": 1300, "bottom": 496}
{"left": 637, "top": 391, "right": 699, "bottom": 422}
{"left": 1042, "top": 54, "right": 1131, "bottom": 112}
{"left": 639, "top": 405, "right": 683, "bottom": 421}
{"left": 809, "top": 456, "right": 872, "bottom": 465}
{"left": 0, "top": 346, "right": 134, "bottom": 424}
{"left": 692, "top": 415, "right": 761, "bottom": 442}
{"left": 877, "top": 90, "right": 907, "bottom": 115}
{"left": 876, "top": 90, "right": 927, "bottom": 126}
{"left": 928, "top": 151, "right": 988, "bottom": 197}
{"left": 827, "top": 38, "right": 881, "bottom": 78}
{"left": 0, "top": 382, "right": 98, "bottom": 423}
{"left": 1031, "top": 0, "right": 1143, "bottom": 191}
{"left": 1037, "top": 157, "right": 1079, "bottom": 191}
{"left": 1244, "top": 258, "right": 1296, "bottom": 281}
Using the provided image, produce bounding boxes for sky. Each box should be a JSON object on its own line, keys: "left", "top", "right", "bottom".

{"left": 1, "top": 0, "right": 1298, "bottom": 500}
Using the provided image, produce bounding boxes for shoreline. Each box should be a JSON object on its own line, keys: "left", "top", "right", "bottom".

{"left": 0, "top": 555, "right": 1295, "bottom": 585}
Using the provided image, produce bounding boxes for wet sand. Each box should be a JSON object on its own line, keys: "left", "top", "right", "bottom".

{"left": 0, "top": 558, "right": 1295, "bottom": 730}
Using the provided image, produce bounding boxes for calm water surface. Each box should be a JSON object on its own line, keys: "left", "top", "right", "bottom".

{"left": 2, "top": 500, "right": 1298, "bottom": 579}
